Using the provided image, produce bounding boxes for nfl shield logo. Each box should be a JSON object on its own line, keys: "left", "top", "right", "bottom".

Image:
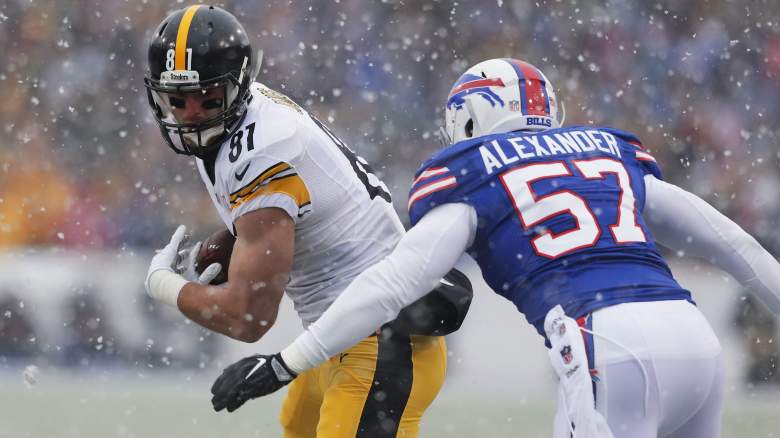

{"left": 560, "top": 345, "right": 573, "bottom": 365}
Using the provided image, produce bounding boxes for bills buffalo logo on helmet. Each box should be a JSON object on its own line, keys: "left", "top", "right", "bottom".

{"left": 446, "top": 73, "right": 505, "bottom": 110}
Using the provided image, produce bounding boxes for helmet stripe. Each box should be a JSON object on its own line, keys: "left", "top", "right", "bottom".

{"left": 503, "top": 59, "right": 550, "bottom": 116}
{"left": 175, "top": 5, "right": 202, "bottom": 70}
{"left": 519, "top": 60, "right": 551, "bottom": 115}
{"left": 502, "top": 58, "right": 528, "bottom": 114}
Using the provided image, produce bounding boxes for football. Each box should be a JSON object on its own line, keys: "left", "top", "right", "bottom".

{"left": 196, "top": 228, "right": 236, "bottom": 285}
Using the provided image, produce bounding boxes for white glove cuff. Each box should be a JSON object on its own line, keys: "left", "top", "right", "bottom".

{"left": 148, "top": 270, "right": 188, "bottom": 307}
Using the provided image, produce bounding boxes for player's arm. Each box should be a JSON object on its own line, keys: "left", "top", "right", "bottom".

{"left": 209, "top": 202, "right": 477, "bottom": 412}
{"left": 146, "top": 207, "right": 293, "bottom": 343}
{"left": 281, "top": 202, "right": 477, "bottom": 373}
{"left": 177, "top": 207, "right": 293, "bottom": 342}
{"left": 643, "top": 175, "right": 780, "bottom": 313}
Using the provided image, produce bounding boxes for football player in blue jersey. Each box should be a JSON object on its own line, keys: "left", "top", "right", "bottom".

{"left": 210, "top": 58, "right": 780, "bottom": 438}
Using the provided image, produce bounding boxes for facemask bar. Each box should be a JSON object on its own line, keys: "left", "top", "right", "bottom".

{"left": 435, "top": 126, "right": 451, "bottom": 148}
{"left": 144, "top": 69, "right": 249, "bottom": 156}
{"left": 556, "top": 100, "right": 566, "bottom": 127}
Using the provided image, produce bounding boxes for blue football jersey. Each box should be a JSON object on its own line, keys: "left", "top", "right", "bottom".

{"left": 408, "top": 126, "right": 693, "bottom": 336}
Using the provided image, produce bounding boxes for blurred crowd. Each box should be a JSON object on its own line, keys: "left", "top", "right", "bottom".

{"left": 1, "top": 0, "right": 779, "bottom": 374}
{"left": 1, "top": 0, "right": 779, "bottom": 249}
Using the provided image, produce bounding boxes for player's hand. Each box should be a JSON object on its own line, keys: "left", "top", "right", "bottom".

{"left": 211, "top": 353, "right": 296, "bottom": 413}
{"left": 177, "top": 241, "right": 222, "bottom": 285}
{"left": 145, "top": 225, "right": 189, "bottom": 296}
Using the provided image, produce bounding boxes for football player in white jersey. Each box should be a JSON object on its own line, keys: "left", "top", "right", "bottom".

{"left": 141, "top": 5, "right": 472, "bottom": 438}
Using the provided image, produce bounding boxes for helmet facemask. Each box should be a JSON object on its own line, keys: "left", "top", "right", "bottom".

{"left": 145, "top": 60, "right": 250, "bottom": 157}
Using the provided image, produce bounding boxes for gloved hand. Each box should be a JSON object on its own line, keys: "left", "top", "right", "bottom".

{"left": 145, "top": 225, "right": 189, "bottom": 297}
{"left": 211, "top": 353, "right": 297, "bottom": 413}
{"left": 177, "top": 240, "right": 223, "bottom": 285}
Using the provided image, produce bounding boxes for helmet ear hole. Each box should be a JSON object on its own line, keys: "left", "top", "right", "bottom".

{"left": 465, "top": 119, "right": 474, "bottom": 137}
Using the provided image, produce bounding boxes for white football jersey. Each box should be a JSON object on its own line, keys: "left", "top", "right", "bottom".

{"left": 195, "top": 83, "right": 404, "bottom": 326}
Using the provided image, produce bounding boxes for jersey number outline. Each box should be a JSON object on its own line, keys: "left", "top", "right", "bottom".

{"left": 310, "top": 117, "right": 391, "bottom": 202}
{"left": 499, "top": 158, "right": 646, "bottom": 259}
{"left": 228, "top": 122, "right": 256, "bottom": 163}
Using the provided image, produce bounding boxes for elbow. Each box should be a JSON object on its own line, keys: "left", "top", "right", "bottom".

{"left": 232, "top": 327, "right": 265, "bottom": 343}
{"left": 228, "top": 317, "right": 274, "bottom": 343}
{"left": 229, "top": 299, "right": 279, "bottom": 343}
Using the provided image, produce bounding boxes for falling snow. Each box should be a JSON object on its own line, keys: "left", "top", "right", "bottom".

{"left": 0, "top": 0, "right": 779, "bottom": 436}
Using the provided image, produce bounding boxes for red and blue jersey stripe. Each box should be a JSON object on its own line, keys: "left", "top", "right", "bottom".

{"left": 407, "top": 167, "right": 458, "bottom": 211}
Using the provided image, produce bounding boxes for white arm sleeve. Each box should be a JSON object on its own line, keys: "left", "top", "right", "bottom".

{"left": 643, "top": 174, "right": 780, "bottom": 314}
{"left": 281, "top": 202, "right": 478, "bottom": 373}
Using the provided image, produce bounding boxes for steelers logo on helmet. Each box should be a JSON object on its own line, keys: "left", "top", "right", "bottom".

{"left": 443, "top": 58, "right": 565, "bottom": 145}
{"left": 144, "top": 5, "right": 259, "bottom": 157}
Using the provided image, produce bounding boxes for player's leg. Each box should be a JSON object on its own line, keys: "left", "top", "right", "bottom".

{"left": 317, "top": 334, "right": 401, "bottom": 437}
{"left": 316, "top": 332, "right": 446, "bottom": 437}
{"left": 594, "top": 359, "right": 661, "bottom": 438}
{"left": 395, "top": 335, "right": 447, "bottom": 435}
{"left": 280, "top": 365, "right": 325, "bottom": 438}
{"left": 590, "top": 300, "right": 723, "bottom": 438}
{"left": 660, "top": 354, "right": 725, "bottom": 438}
{"left": 551, "top": 360, "right": 660, "bottom": 438}
{"left": 597, "top": 355, "right": 724, "bottom": 438}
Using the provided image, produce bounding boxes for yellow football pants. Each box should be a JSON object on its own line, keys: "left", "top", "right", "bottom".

{"left": 279, "top": 333, "right": 446, "bottom": 437}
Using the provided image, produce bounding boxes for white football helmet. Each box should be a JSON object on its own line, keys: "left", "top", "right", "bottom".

{"left": 443, "top": 58, "right": 564, "bottom": 144}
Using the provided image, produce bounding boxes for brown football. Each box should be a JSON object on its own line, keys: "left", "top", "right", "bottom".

{"left": 196, "top": 228, "right": 236, "bottom": 285}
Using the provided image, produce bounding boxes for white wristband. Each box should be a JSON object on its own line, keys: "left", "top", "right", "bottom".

{"left": 281, "top": 342, "right": 316, "bottom": 375}
{"left": 148, "top": 270, "right": 188, "bottom": 307}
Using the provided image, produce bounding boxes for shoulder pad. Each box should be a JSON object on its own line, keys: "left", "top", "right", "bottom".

{"left": 245, "top": 85, "right": 305, "bottom": 152}
{"left": 594, "top": 126, "right": 642, "bottom": 146}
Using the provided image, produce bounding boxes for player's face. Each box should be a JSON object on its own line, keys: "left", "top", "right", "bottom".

{"left": 167, "top": 87, "right": 224, "bottom": 125}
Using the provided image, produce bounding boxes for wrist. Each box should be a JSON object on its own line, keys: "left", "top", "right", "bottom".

{"left": 280, "top": 343, "right": 314, "bottom": 375}
{"left": 148, "top": 270, "right": 188, "bottom": 307}
{"left": 271, "top": 353, "right": 297, "bottom": 382}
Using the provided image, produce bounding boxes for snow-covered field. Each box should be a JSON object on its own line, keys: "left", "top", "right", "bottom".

{"left": 2, "top": 259, "right": 780, "bottom": 437}
{"left": 2, "top": 371, "right": 779, "bottom": 438}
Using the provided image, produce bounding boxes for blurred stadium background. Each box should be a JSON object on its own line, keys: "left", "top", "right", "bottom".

{"left": 2, "top": 0, "right": 780, "bottom": 436}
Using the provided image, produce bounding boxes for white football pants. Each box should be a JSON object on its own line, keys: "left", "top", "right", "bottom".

{"left": 553, "top": 300, "right": 724, "bottom": 438}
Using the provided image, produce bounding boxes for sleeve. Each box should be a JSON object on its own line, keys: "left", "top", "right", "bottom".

{"left": 227, "top": 160, "right": 312, "bottom": 223}
{"left": 604, "top": 127, "right": 663, "bottom": 180}
{"left": 407, "top": 164, "right": 462, "bottom": 225}
{"left": 281, "top": 202, "right": 478, "bottom": 373}
{"left": 643, "top": 174, "right": 780, "bottom": 314}
{"left": 628, "top": 140, "right": 663, "bottom": 180}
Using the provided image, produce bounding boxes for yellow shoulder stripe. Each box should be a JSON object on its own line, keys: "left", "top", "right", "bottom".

{"left": 229, "top": 162, "right": 291, "bottom": 202}
{"left": 230, "top": 174, "right": 311, "bottom": 210}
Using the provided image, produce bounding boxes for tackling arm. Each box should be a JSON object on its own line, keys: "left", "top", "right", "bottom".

{"left": 281, "top": 202, "right": 478, "bottom": 374}
{"left": 177, "top": 207, "right": 294, "bottom": 342}
{"left": 643, "top": 175, "right": 780, "bottom": 313}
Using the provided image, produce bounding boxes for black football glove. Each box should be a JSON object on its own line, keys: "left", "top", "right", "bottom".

{"left": 211, "top": 353, "right": 296, "bottom": 413}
